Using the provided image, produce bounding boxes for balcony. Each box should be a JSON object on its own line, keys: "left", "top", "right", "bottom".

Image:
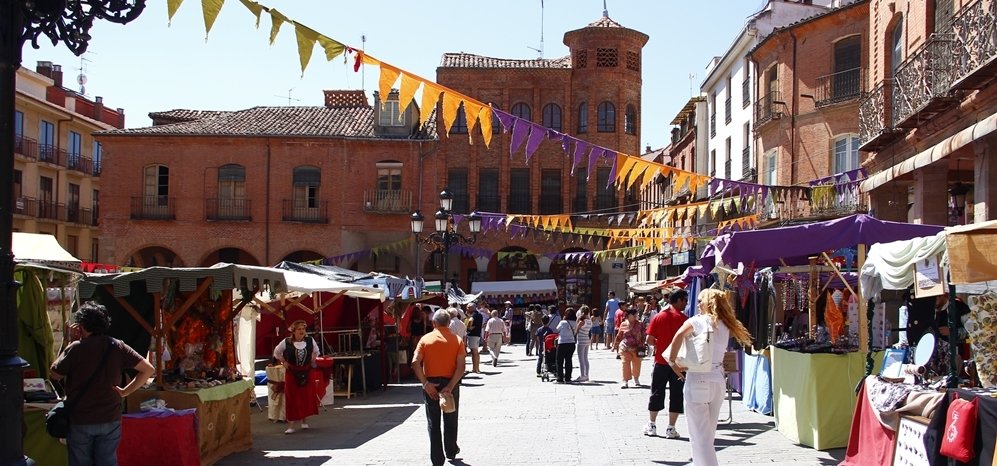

{"left": 206, "top": 198, "right": 252, "bottom": 221}
{"left": 742, "top": 79, "right": 751, "bottom": 108}
{"left": 67, "top": 154, "right": 95, "bottom": 175}
{"left": 724, "top": 97, "right": 732, "bottom": 124}
{"left": 14, "top": 197, "right": 35, "bottom": 216}
{"left": 858, "top": 81, "right": 902, "bottom": 151}
{"left": 741, "top": 147, "right": 752, "bottom": 179}
{"left": 950, "top": 0, "right": 997, "bottom": 90}
{"left": 724, "top": 159, "right": 732, "bottom": 179}
{"left": 282, "top": 199, "right": 328, "bottom": 223}
{"left": 477, "top": 193, "right": 501, "bottom": 213}
{"left": 809, "top": 185, "right": 869, "bottom": 218}
{"left": 14, "top": 135, "right": 37, "bottom": 160}
{"left": 892, "top": 34, "right": 960, "bottom": 128}
{"left": 362, "top": 189, "right": 412, "bottom": 214}
{"left": 709, "top": 113, "right": 716, "bottom": 137}
{"left": 131, "top": 196, "right": 176, "bottom": 220}
{"left": 754, "top": 91, "right": 784, "bottom": 127}
{"left": 38, "top": 144, "right": 59, "bottom": 165}
{"left": 66, "top": 206, "right": 96, "bottom": 226}
{"left": 36, "top": 200, "right": 61, "bottom": 221}
{"left": 815, "top": 67, "right": 865, "bottom": 107}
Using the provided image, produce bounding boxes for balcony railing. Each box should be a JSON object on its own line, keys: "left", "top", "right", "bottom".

{"left": 858, "top": 81, "right": 900, "bottom": 150}
{"left": 13, "top": 197, "right": 34, "bottom": 216}
{"left": 14, "top": 135, "right": 37, "bottom": 160}
{"left": 282, "top": 199, "right": 328, "bottom": 223}
{"left": 709, "top": 112, "right": 716, "bottom": 137}
{"left": 362, "top": 189, "right": 412, "bottom": 214}
{"left": 815, "top": 67, "right": 864, "bottom": 107}
{"left": 66, "top": 206, "right": 96, "bottom": 226}
{"left": 741, "top": 147, "right": 752, "bottom": 179}
{"left": 477, "top": 193, "right": 501, "bottom": 213}
{"left": 754, "top": 91, "right": 783, "bottom": 126}
{"left": 951, "top": 0, "right": 997, "bottom": 90}
{"left": 131, "top": 196, "right": 176, "bottom": 220}
{"left": 724, "top": 159, "right": 732, "bottom": 179}
{"left": 892, "top": 34, "right": 959, "bottom": 127}
{"left": 67, "top": 154, "right": 95, "bottom": 175}
{"left": 38, "top": 144, "right": 58, "bottom": 165}
{"left": 809, "top": 185, "right": 868, "bottom": 218}
{"left": 742, "top": 79, "right": 751, "bottom": 108}
{"left": 724, "top": 97, "right": 732, "bottom": 124}
{"left": 206, "top": 198, "right": 252, "bottom": 221}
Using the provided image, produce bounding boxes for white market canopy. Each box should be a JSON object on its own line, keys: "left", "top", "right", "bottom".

{"left": 13, "top": 232, "right": 82, "bottom": 272}
{"left": 471, "top": 279, "right": 558, "bottom": 296}
{"left": 281, "top": 268, "right": 386, "bottom": 301}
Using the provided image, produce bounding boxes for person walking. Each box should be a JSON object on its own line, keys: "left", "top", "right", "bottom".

{"left": 554, "top": 308, "right": 578, "bottom": 383}
{"left": 614, "top": 308, "right": 645, "bottom": 389}
{"left": 273, "top": 320, "right": 322, "bottom": 434}
{"left": 50, "top": 302, "right": 155, "bottom": 466}
{"left": 643, "top": 290, "right": 689, "bottom": 438}
{"left": 667, "top": 289, "right": 752, "bottom": 466}
{"left": 412, "top": 309, "right": 466, "bottom": 466}
{"left": 484, "top": 310, "right": 506, "bottom": 366}
{"left": 535, "top": 315, "right": 555, "bottom": 376}
{"left": 603, "top": 291, "right": 620, "bottom": 350}
{"left": 573, "top": 306, "right": 593, "bottom": 382}
{"left": 448, "top": 307, "right": 467, "bottom": 340}
{"left": 525, "top": 305, "right": 543, "bottom": 356}
{"left": 465, "top": 303, "right": 482, "bottom": 373}
{"left": 590, "top": 305, "right": 605, "bottom": 350}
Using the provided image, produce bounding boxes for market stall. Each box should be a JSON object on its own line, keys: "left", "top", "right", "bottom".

{"left": 471, "top": 279, "right": 558, "bottom": 342}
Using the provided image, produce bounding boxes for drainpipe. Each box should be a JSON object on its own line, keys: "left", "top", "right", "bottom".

{"left": 56, "top": 116, "right": 74, "bottom": 210}
{"left": 790, "top": 30, "right": 799, "bottom": 185}
{"left": 265, "top": 138, "right": 271, "bottom": 265}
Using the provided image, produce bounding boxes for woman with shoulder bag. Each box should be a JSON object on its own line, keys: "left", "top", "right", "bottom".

{"left": 667, "top": 289, "right": 751, "bottom": 466}
{"left": 554, "top": 308, "right": 578, "bottom": 383}
{"left": 614, "top": 308, "right": 646, "bottom": 389}
{"left": 573, "top": 306, "right": 593, "bottom": 382}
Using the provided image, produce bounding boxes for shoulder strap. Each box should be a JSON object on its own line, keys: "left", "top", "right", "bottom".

{"left": 66, "top": 337, "right": 114, "bottom": 411}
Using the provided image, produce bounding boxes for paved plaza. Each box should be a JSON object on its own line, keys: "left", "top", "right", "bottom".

{"left": 220, "top": 345, "right": 845, "bottom": 465}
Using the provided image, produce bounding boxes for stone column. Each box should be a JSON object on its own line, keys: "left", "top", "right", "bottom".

{"left": 911, "top": 163, "right": 948, "bottom": 225}
{"left": 974, "top": 141, "right": 997, "bottom": 222}
{"left": 868, "top": 182, "right": 908, "bottom": 222}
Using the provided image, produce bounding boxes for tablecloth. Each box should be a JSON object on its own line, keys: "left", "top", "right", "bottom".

{"left": 840, "top": 380, "right": 896, "bottom": 466}
{"left": 771, "top": 347, "right": 883, "bottom": 450}
{"left": 23, "top": 406, "right": 67, "bottom": 466}
{"left": 119, "top": 409, "right": 199, "bottom": 466}
{"left": 742, "top": 350, "right": 773, "bottom": 415}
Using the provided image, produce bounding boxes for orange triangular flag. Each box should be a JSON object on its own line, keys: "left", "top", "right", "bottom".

{"left": 398, "top": 74, "right": 420, "bottom": 115}
{"left": 378, "top": 64, "right": 401, "bottom": 105}
{"left": 441, "top": 92, "right": 462, "bottom": 136}
{"left": 420, "top": 83, "right": 444, "bottom": 128}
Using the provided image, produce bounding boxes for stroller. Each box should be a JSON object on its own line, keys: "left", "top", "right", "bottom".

{"left": 541, "top": 333, "right": 560, "bottom": 382}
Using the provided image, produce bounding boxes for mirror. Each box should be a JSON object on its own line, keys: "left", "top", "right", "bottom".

{"left": 914, "top": 332, "right": 935, "bottom": 366}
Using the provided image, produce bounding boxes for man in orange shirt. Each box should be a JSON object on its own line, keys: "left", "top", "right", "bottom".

{"left": 412, "top": 309, "right": 466, "bottom": 466}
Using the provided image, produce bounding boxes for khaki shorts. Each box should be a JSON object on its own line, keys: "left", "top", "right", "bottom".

{"left": 389, "top": 351, "right": 408, "bottom": 364}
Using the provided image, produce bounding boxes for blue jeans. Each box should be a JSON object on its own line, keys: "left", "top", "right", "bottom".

{"left": 68, "top": 421, "right": 121, "bottom": 466}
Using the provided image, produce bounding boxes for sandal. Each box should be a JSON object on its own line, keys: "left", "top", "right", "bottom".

{"left": 621, "top": 382, "right": 629, "bottom": 389}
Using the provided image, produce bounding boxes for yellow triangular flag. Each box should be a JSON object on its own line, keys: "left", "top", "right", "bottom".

{"left": 268, "top": 9, "right": 287, "bottom": 45}
{"left": 201, "top": 0, "right": 224, "bottom": 37}
{"left": 440, "top": 94, "right": 462, "bottom": 136}
{"left": 293, "top": 22, "right": 320, "bottom": 75}
{"left": 479, "top": 106, "right": 494, "bottom": 148}
{"left": 697, "top": 203, "right": 709, "bottom": 219}
{"left": 420, "top": 83, "right": 444, "bottom": 128}
{"left": 316, "top": 36, "right": 346, "bottom": 61}
{"left": 615, "top": 154, "right": 639, "bottom": 185}
{"left": 672, "top": 172, "right": 689, "bottom": 193}
{"left": 626, "top": 160, "right": 650, "bottom": 190}
{"left": 378, "top": 64, "right": 401, "bottom": 104}
{"left": 168, "top": 0, "right": 185, "bottom": 23}
{"left": 463, "top": 100, "right": 483, "bottom": 142}
{"left": 398, "top": 74, "right": 421, "bottom": 116}
{"left": 239, "top": 0, "right": 263, "bottom": 27}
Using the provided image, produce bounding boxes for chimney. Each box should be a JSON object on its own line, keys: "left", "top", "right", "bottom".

{"left": 323, "top": 90, "right": 370, "bottom": 109}
{"left": 95, "top": 96, "right": 103, "bottom": 104}
{"left": 36, "top": 61, "right": 53, "bottom": 78}
{"left": 51, "top": 64, "right": 63, "bottom": 88}
{"left": 645, "top": 145, "right": 652, "bottom": 153}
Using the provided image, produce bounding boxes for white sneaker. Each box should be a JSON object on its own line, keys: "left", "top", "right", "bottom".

{"left": 664, "top": 426, "right": 680, "bottom": 439}
{"left": 642, "top": 423, "right": 657, "bottom": 436}
{"left": 284, "top": 428, "right": 296, "bottom": 435}
{"left": 301, "top": 423, "right": 309, "bottom": 430}
{"left": 574, "top": 376, "right": 588, "bottom": 382}
{"left": 633, "top": 377, "right": 641, "bottom": 386}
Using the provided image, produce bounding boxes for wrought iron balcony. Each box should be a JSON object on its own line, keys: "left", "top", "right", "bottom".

{"left": 14, "top": 135, "right": 37, "bottom": 160}
{"left": 206, "top": 198, "right": 252, "bottom": 221}
{"left": 67, "top": 154, "right": 95, "bottom": 175}
{"left": 131, "top": 196, "right": 176, "bottom": 220}
{"left": 809, "top": 185, "right": 869, "bottom": 218}
{"left": 37, "top": 200, "right": 61, "bottom": 221}
{"left": 66, "top": 206, "right": 95, "bottom": 226}
{"left": 362, "top": 189, "right": 412, "bottom": 214}
{"left": 754, "top": 91, "right": 784, "bottom": 126}
{"left": 741, "top": 147, "right": 752, "bottom": 179}
{"left": 282, "top": 199, "right": 328, "bottom": 223}
{"left": 742, "top": 79, "right": 751, "bottom": 108}
{"left": 815, "top": 67, "right": 864, "bottom": 107}
{"left": 858, "top": 81, "right": 901, "bottom": 151}
{"left": 710, "top": 112, "right": 716, "bottom": 137}
{"left": 724, "top": 96, "right": 732, "bottom": 124}
{"left": 724, "top": 159, "right": 732, "bottom": 179}
{"left": 38, "top": 144, "right": 59, "bottom": 165}
{"left": 13, "top": 197, "right": 35, "bottom": 216}
{"left": 892, "top": 33, "right": 960, "bottom": 128}
{"left": 950, "top": 0, "right": 997, "bottom": 90}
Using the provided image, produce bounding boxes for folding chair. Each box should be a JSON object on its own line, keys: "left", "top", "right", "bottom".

{"left": 719, "top": 351, "right": 739, "bottom": 424}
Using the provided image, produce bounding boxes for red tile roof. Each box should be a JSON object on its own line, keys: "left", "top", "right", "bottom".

{"left": 148, "top": 109, "right": 232, "bottom": 124}
{"left": 440, "top": 52, "right": 571, "bottom": 69}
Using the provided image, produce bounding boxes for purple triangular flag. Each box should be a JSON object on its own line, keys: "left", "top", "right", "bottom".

{"left": 560, "top": 134, "right": 574, "bottom": 155}
{"left": 571, "top": 139, "right": 589, "bottom": 176}
{"left": 587, "top": 147, "right": 605, "bottom": 181}
{"left": 524, "top": 123, "right": 547, "bottom": 164}
{"left": 510, "top": 119, "right": 530, "bottom": 158}
{"left": 493, "top": 108, "right": 515, "bottom": 134}
{"left": 605, "top": 151, "right": 618, "bottom": 188}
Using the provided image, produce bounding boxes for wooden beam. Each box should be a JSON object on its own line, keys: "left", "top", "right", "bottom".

{"left": 153, "top": 292, "right": 164, "bottom": 390}
{"left": 858, "top": 244, "right": 868, "bottom": 353}
{"left": 168, "top": 276, "right": 214, "bottom": 329}
{"left": 820, "top": 252, "right": 857, "bottom": 298}
{"left": 808, "top": 256, "right": 818, "bottom": 338}
{"left": 106, "top": 285, "right": 154, "bottom": 335}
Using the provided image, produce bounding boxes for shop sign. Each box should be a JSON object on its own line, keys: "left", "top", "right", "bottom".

{"left": 672, "top": 251, "right": 691, "bottom": 266}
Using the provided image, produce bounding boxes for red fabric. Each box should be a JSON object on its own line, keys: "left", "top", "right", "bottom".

{"left": 614, "top": 309, "right": 625, "bottom": 328}
{"left": 841, "top": 383, "right": 895, "bottom": 466}
{"left": 940, "top": 394, "right": 979, "bottom": 462}
{"left": 646, "top": 306, "right": 688, "bottom": 365}
{"left": 118, "top": 411, "right": 199, "bottom": 466}
{"left": 284, "top": 367, "right": 321, "bottom": 421}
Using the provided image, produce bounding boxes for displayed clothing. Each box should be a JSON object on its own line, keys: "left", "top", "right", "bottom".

{"left": 967, "top": 291, "right": 997, "bottom": 387}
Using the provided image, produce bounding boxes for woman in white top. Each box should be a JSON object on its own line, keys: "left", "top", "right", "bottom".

{"left": 484, "top": 310, "right": 506, "bottom": 366}
{"left": 554, "top": 308, "right": 578, "bottom": 383}
{"left": 573, "top": 306, "right": 593, "bottom": 382}
{"left": 667, "top": 289, "right": 751, "bottom": 466}
{"left": 273, "top": 320, "right": 321, "bottom": 434}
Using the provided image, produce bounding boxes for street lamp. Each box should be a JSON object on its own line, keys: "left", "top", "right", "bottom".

{"left": 412, "top": 188, "right": 481, "bottom": 292}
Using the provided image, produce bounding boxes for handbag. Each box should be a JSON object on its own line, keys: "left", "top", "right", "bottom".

{"left": 47, "top": 337, "right": 113, "bottom": 439}
{"left": 939, "top": 393, "right": 979, "bottom": 462}
{"left": 675, "top": 322, "right": 713, "bottom": 373}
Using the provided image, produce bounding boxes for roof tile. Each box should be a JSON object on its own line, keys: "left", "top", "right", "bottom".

{"left": 439, "top": 52, "right": 571, "bottom": 69}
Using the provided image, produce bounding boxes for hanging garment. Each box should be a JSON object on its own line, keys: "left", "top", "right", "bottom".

{"left": 825, "top": 290, "right": 845, "bottom": 344}
{"left": 966, "top": 291, "right": 997, "bottom": 387}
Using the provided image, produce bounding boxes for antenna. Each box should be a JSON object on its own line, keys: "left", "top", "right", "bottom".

{"left": 360, "top": 34, "right": 367, "bottom": 93}
{"left": 689, "top": 73, "right": 696, "bottom": 97}
{"left": 603, "top": 0, "right": 609, "bottom": 17}
{"left": 540, "top": 0, "right": 545, "bottom": 58}
{"left": 274, "top": 87, "right": 301, "bottom": 105}
{"left": 76, "top": 52, "right": 92, "bottom": 95}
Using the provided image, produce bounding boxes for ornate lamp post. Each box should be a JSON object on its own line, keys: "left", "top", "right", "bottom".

{"left": 1, "top": 2, "right": 145, "bottom": 465}
{"left": 411, "top": 188, "right": 481, "bottom": 292}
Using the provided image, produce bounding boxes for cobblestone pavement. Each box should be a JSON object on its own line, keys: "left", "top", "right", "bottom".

{"left": 219, "top": 344, "right": 846, "bottom": 465}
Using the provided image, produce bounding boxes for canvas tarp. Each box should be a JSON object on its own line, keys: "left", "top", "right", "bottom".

{"left": 13, "top": 232, "right": 82, "bottom": 272}
{"left": 859, "top": 232, "right": 949, "bottom": 297}
{"left": 945, "top": 219, "right": 997, "bottom": 285}
{"left": 471, "top": 279, "right": 558, "bottom": 296}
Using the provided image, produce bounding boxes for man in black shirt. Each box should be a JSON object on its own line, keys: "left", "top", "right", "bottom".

{"left": 465, "top": 303, "right": 483, "bottom": 373}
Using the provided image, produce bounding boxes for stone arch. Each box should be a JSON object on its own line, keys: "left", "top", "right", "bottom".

{"left": 550, "top": 247, "right": 601, "bottom": 309}
{"left": 126, "top": 246, "right": 184, "bottom": 268}
{"left": 199, "top": 247, "right": 260, "bottom": 267}
{"left": 280, "top": 250, "right": 325, "bottom": 264}
{"left": 489, "top": 246, "right": 539, "bottom": 281}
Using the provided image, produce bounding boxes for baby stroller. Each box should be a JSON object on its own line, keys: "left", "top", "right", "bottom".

{"left": 541, "top": 333, "right": 559, "bottom": 382}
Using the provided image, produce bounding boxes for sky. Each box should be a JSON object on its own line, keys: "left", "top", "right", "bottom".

{"left": 21, "top": 0, "right": 765, "bottom": 151}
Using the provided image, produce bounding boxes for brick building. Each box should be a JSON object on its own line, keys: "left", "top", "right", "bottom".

{"left": 749, "top": 0, "right": 871, "bottom": 221}
{"left": 95, "top": 13, "right": 649, "bottom": 309}
{"left": 14, "top": 62, "right": 124, "bottom": 261}
{"left": 859, "top": 0, "right": 997, "bottom": 226}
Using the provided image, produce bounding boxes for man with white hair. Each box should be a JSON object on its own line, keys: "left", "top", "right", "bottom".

{"left": 412, "top": 309, "right": 465, "bottom": 465}
{"left": 448, "top": 307, "right": 467, "bottom": 340}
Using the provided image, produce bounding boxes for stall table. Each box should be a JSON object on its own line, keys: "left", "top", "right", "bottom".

{"left": 23, "top": 405, "right": 67, "bottom": 466}
{"left": 118, "top": 408, "right": 200, "bottom": 466}
{"left": 771, "top": 347, "right": 882, "bottom": 450}
{"left": 126, "top": 379, "right": 254, "bottom": 466}
{"left": 947, "top": 387, "right": 997, "bottom": 466}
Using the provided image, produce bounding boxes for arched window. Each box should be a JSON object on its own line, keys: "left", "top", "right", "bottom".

{"left": 597, "top": 102, "right": 615, "bottom": 132}
{"left": 624, "top": 105, "right": 636, "bottom": 135}
{"left": 491, "top": 104, "right": 503, "bottom": 134}
{"left": 542, "top": 103, "right": 562, "bottom": 131}
{"left": 577, "top": 102, "right": 588, "bottom": 133}
{"left": 451, "top": 103, "right": 468, "bottom": 134}
{"left": 511, "top": 102, "right": 531, "bottom": 121}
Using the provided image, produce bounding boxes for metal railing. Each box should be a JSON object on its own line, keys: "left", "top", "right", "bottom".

{"left": 892, "top": 34, "right": 959, "bottom": 127}
{"left": 951, "top": 0, "right": 997, "bottom": 83}
{"left": 741, "top": 147, "right": 751, "bottom": 178}
{"left": 66, "top": 206, "right": 95, "bottom": 225}
{"left": 815, "top": 67, "right": 864, "bottom": 107}
{"left": 131, "top": 196, "right": 176, "bottom": 220}
{"left": 859, "top": 81, "right": 893, "bottom": 148}
{"left": 754, "top": 91, "right": 783, "bottom": 126}
{"left": 282, "top": 199, "right": 328, "bottom": 223}
{"left": 709, "top": 112, "right": 716, "bottom": 137}
{"left": 14, "top": 135, "right": 37, "bottom": 160}
{"left": 13, "top": 197, "right": 34, "bottom": 216}
{"left": 724, "top": 96, "right": 732, "bottom": 124}
{"left": 38, "top": 144, "right": 59, "bottom": 165}
{"left": 809, "top": 185, "right": 868, "bottom": 217}
{"left": 742, "top": 79, "right": 751, "bottom": 108}
{"left": 67, "top": 154, "right": 95, "bottom": 175}
{"left": 206, "top": 198, "right": 252, "bottom": 220}
{"left": 362, "top": 189, "right": 412, "bottom": 214}
{"left": 477, "top": 193, "right": 501, "bottom": 212}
